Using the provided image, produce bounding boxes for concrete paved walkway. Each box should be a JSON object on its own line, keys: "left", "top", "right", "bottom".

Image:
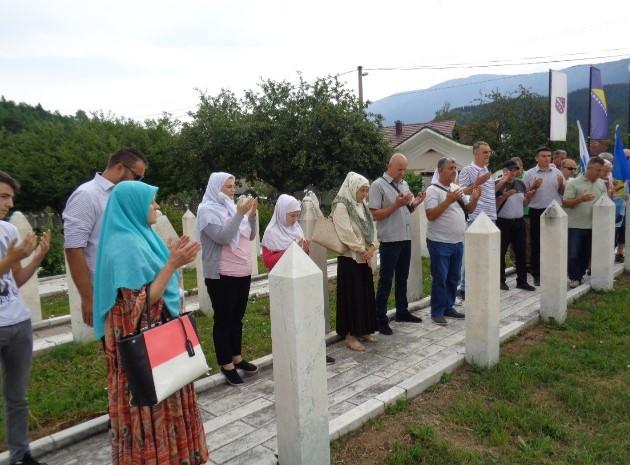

{"left": 12, "top": 265, "right": 621, "bottom": 465}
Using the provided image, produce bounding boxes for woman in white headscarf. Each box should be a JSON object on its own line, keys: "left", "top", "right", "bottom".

{"left": 196, "top": 172, "right": 259, "bottom": 386}
{"left": 332, "top": 172, "right": 379, "bottom": 352}
{"left": 261, "top": 194, "right": 307, "bottom": 271}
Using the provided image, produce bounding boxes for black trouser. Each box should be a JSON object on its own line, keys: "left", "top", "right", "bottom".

{"left": 497, "top": 217, "right": 527, "bottom": 285}
{"left": 528, "top": 208, "right": 545, "bottom": 279}
{"left": 205, "top": 275, "right": 251, "bottom": 366}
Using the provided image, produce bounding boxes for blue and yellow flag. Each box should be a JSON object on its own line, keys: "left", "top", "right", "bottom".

{"left": 589, "top": 66, "right": 608, "bottom": 140}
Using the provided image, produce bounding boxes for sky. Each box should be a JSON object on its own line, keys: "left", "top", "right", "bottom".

{"left": 1, "top": 0, "right": 629, "bottom": 121}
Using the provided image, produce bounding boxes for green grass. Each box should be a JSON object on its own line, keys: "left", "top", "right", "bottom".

{"left": 332, "top": 273, "right": 630, "bottom": 465}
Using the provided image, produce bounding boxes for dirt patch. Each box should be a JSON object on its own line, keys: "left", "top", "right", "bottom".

{"left": 500, "top": 323, "right": 549, "bottom": 357}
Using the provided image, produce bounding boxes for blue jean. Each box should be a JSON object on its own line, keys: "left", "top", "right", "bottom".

{"left": 0, "top": 319, "right": 33, "bottom": 463}
{"left": 427, "top": 239, "right": 463, "bottom": 317}
{"left": 568, "top": 228, "right": 592, "bottom": 281}
{"left": 375, "top": 240, "right": 411, "bottom": 323}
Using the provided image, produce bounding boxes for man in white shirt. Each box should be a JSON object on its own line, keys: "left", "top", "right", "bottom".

{"left": 0, "top": 171, "right": 50, "bottom": 465}
{"left": 425, "top": 158, "right": 480, "bottom": 326}
{"left": 63, "top": 148, "right": 148, "bottom": 327}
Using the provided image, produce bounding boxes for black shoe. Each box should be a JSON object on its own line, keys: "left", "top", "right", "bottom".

{"left": 516, "top": 282, "right": 536, "bottom": 291}
{"left": 378, "top": 321, "right": 393, "bottom": 335}
{"left": 456, "top": 289, "right": 465, "bottom": 300}
{"left": 235, "top": 359, "right": 259, "bottom": 376}
{"left": 221, "top": 367, "right": 244, "bottom": 386}
{"left": 11, "top": 453, "right": 48, "bottom": 465}
{"left": 534, "top": 277, "right": 540, "bottom": 286}
{"left": 444, "top": 309, "right": 465, "bottom": 319}
{"left": 395, "top": 312, "right": 422, "bottom": 323}
{"left": 326, "top": 355, "right": 336, "bottom": 365}
{"left": 500, "top": 282, "right": 509, "bottom": 291}
{"left": 431, "top": 316, "right": 448, "bottom": 326}
{"left": 615, "top": 253, "right": 625, "bottom": 263}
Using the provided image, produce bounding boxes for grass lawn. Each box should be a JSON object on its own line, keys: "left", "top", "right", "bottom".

{"left": 332, "top": 273, "right": 630, "bottom": 465}
{"left": 1, "top": 259, "right": 431, "bottom": 450}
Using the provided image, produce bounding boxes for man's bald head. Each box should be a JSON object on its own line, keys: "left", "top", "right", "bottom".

{"left": 387, "top": 153, "right": 408, "bottom": 181}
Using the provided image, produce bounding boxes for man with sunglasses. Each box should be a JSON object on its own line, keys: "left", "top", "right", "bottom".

{"left": 560, "top": 158, "right": 578, "bottom": 181}
{"left": 62, "top": 148, "right": 148, "bottom": 327}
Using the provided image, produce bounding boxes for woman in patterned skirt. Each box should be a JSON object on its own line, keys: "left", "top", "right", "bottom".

{"left": 93, "top": 181, "right": 209, "bottom": 465}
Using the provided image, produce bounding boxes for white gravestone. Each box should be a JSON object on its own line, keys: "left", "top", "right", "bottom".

{"left": 591, "top": 196, "right": 615, "bottom": 290}
{"left": 152, "top": 210, "right": 185, "bottom": 300}
{"left": 406, "top": 205, "right": 423, "bottom": 302}
{"left": 464, "top": 213, "right": 501, "bottom": 367}
{"left": 417, "top": 202, "right": 430, "bottom": 258}
{"left": 269, "top": 243, "right": 330, "bottom": 465}
{"left": 540, "top": 201, "right": 568, "bottom": 323}
{"left": 299, "top": 192, "right": 330, "bottom": 332}
{"left": 181, "top": 209, "right": 196, "bottom": 270}
{"left": 250, "top": 210, "right": 260, "bottom": 277}
{"left": 9, "top": 212, "right": 42, "bottom": 322}
{"left": 65, "top": 254, "right": 94, "bottom": 342}
{"left": 187, "top": 211, "right": 213, "bottom": 316}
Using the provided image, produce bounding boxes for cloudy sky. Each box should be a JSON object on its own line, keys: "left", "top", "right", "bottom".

{"left": 1, "top": 0, "right": 629, "bottom": 120}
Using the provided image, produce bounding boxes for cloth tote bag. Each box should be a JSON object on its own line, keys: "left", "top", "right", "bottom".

{"left": 118, "top": 285, "right": 209, "bottom": 406}
{"left": 311, "top": 216, "right": 348, "bottom": 255}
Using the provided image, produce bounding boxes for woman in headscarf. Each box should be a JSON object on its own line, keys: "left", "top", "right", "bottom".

{"left": 332, "top": 172, "right": 379, "bottom": 352}
{"left": 196, "top": 172, "right": 259, "bottom": 386}
{"left": 93, "top": 181, "right": 208, "bottom": 465}
{"left": 261, "top": 194, "right": 336, "bottom": 365}
{"left": 261, "top": 194, "right": 307, "bottom": 270}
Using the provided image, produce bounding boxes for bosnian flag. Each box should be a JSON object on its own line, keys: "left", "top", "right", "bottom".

{"left": 577, "top": 120, "right": 590, "bottom": 174}
{"left": 549, "top": 70, "right": 567, "bottom": 141}
{"left": 589, "top": 67, "right": 608, "bottom": 140}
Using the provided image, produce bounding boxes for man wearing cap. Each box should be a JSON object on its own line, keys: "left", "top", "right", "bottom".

{"left": 495, "top": 160, "right": 536, "bottom": 291}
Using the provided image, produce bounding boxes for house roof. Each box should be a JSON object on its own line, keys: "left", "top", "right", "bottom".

{"left": 381, "top": 120, "right": 456, "bottom": 147}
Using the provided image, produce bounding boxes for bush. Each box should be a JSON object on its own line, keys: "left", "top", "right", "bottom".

{"left": 404, "top": 171, "right": 423, "bottom": 194}
{"left": 38, "top": 208, "right": 65, "bottom": 277}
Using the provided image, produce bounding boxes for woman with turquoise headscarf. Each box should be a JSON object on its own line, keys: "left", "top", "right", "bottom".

{"left": 93, "top": 181, "right": 208, "bottom": 465}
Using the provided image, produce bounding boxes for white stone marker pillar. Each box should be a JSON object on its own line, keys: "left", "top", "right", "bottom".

{"left": 250, "top": 210, "right": 260, "bottom": 277}
{"left": 65, "top": 254, "right": 94, "bottom": 342}
{"left": 269, "top": 243, "right": 330, "bottom": 465}
{"left": 464, "top": 213, "right": 500, "bottom": 367}
{"left": 591, "top": 196, "right": 615, "bottom": 290}
{"left": 417, "top": 202, "right": 430, "bottom": 258}
{"left": 540, "top": 201, "right": 568, "bottom": 323}
{"left": 9, "top": 212, "right": 42, "bottom": 322}
{"left": 184, "top": 210, "right": 212, "bottom": 315}
{"left": 406, "top": 205, "right": 423, "bottom": 302}
{"left": 625, "top": 200, "right": 630, "bottom": 273}
{"left": 181, "top": 209, "right": 196, "bottom": 270}
{"left": 299, "top": 192, "right": 330, "bottom": 332}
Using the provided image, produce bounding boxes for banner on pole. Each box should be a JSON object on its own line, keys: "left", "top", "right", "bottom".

{"left": 589, "top": 67, "right": 608, "bottom": 140}
{"left": 549, "top": 70, "right": 567, "bottom": 141}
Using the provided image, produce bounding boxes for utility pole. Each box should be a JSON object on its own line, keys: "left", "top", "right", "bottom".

{"left": 357, "top": 65, "right": 364, "bottom": 107}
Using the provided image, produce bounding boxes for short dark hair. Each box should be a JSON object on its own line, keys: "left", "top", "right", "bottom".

{"left": 588, "top": 157, "right": 605, "bottom": 167}
{"left": 0, "top": 170, "right": 19, "bottom": 192}
{"left": 510, "top": 156, "right": 523, "bottom": 166}
{"left": 437, "top": 157, "right": 457, "bottom": 170}
{"left": 473, "top": 141, "right": 489, "bottom": 152}
{"left": 535, "top": 146, "right": 552, "bottom": 156}
{"left": 552, "top": 149, "right": 567, "bottom": 158}
{"left": 107, "top": 147, "right": 149, "bottom": 169}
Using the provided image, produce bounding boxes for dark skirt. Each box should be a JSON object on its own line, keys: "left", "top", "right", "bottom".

{"left": 336, "top": 256, "right": 377, "bottom": 337}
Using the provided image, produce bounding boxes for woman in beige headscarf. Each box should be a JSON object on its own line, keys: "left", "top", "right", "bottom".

{"left": 332, "top": 172, "right": 379, "bottom": 352}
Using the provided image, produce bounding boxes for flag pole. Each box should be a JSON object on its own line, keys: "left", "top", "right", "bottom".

{"left": 587, "top": 66, "right": 593, "bottom": 156}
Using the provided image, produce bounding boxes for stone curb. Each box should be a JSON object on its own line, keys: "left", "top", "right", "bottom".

{"left": 8, "top": 268, "right": 525, "bottom": 462}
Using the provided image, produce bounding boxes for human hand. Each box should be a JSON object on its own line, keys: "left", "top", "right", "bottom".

{"left": 6, "top": 233, "right": 37, "bottom": 262}
{"left": 474, "top": 172, "right": 492, "bottom": 187}
{"left": 236, "top": 197, "right": 254, "bottom": 215}
{"left": 446, "top": 188, "right": 464, "bottom": 204}
{"left": 471, "top": 186, "right": 482, "bottom": 201}
{"left": 81, "top": 294, "right": 93, "bottom": 327}
{"left": 412, "top": 192, "right": 426, "bottom": 207}
{"left": 503, "top": 170, "right": 516, "bottom": 183}
{"left": 362, "top": 246, "right": 375, "bottom": 263}
{"left": 300, "top": 239, "right": 311, "bottom": 254}
{"left": 395, "top": 193, "right": 412, "bottom": 207}
{"left": 34, "top": 230, "right": 51, "bottom": 260}
{"left": 247, "top": 197, "right": 259, "bottom": 216}
{"left": 532, "top": 178, "right": 543, "bottom": 189}
{"left": 580, "top": 193, "right": 595, "bottom": 202}
{"left": 168, "top": 236, "right": 201, "bottom": 269}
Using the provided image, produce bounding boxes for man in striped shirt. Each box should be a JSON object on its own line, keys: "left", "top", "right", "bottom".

{"left": 62, "top": 148, "right": 148, "bottom": 327}
{"left": 456, "top": 141, "right": 496, "bottom": 301}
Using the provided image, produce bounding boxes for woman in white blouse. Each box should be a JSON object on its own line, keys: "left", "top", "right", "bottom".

{"left": 332, "top": 172, "right": 379, "bottom": 352}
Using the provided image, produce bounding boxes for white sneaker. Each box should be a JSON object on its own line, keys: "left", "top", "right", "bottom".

{"left": 454, "top": 296, "right": 464, "bottom": 307}
{"left": 568, "top": 279, "right": 580, "bottom": 289}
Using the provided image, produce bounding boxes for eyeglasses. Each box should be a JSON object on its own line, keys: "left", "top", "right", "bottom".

{"left": 123, "top": 164, "right": 144, "bottom": 181}
{"left": 564, "top": 167, "right": 577, "bottom": 171}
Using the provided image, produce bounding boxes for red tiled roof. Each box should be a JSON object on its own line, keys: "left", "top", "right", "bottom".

{"left": 382, "top": 120, "right": 456, "bottom": 147}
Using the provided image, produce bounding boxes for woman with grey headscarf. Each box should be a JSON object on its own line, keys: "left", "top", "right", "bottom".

{"left": 332, "top": 172, "right": 379, "bottom": 352}
{"left": 196, "top": 172, "right": 258, "bottom": 386}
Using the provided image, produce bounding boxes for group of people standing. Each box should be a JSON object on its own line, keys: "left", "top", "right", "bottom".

{"left": 1, "top": 139, "right": 627, "bottom": 465}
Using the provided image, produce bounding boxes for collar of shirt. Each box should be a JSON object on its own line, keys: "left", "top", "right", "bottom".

{"left": 382, "top": 172, "right": 394, "bottom": 183}
{"left": 535, "top": 165, "right": 552, "bottom": 173}
{"left": 94, "top": 172, "right": 115, "bottom": 192}
{"left": 472, "top": 161, "right": 487, "bottom": 171}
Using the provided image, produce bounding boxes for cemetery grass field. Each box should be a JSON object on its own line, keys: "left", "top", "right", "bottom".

{"left": 0, "top": 261, "right": 431, "bottom": 450}
{"left": 331, "top": 273, "right": 630, "bottom": 465}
